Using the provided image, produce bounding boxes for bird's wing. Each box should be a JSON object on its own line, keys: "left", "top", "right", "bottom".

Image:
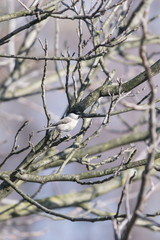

{"left": 51, "top": 116, "right": 71, "bottom": 126}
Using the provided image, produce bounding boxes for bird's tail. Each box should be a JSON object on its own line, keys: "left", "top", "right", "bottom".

{"left": 37, "top": 126, "right": 55, "bottom": 133}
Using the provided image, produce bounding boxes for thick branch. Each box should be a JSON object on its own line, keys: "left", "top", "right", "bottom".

{"left": 72, "top": 59, "right": 160, "bottom": 113}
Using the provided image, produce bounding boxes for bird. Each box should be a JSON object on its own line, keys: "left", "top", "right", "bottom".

{"left": 38, "top": 113, "right": 80, "bottom": 133}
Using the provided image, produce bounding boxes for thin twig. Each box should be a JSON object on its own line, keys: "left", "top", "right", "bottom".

{"left": 0, "top": 121, "right": 29, "bottom": 169}
{"left": 39, "top": 38, "right": 51, "bottom": 126}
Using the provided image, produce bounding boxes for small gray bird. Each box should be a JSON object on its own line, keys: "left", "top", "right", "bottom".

{"left": 38, "top": 113, "right": 79, "bottom": 133}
